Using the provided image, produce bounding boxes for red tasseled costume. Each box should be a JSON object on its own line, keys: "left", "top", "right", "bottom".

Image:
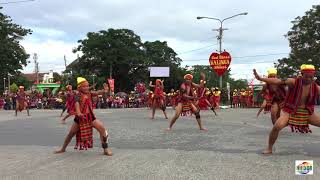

{"left": 197, "top": 87, "right": 208, "bottom": 110}
{"left": 264, "top": 94, "right": 272, "bottom": 113}
{"left": 283, "top": 78, "right": 318, "bottom": 133}
{"left": 65, "top": 91, "right": 76, "bottom": 115}
{"left": 232, "top": 96, "right": 239, "bottom": 104}
{"left": 16, "top": 92, "right": 27, "bottom": 111}
{"left": 74, "top": 93, "right": 94, "bottom": 150}
{"left": 177, "top": 83, "right": 193, "bottom": 116}
{"left": 153, "top": 86, "right": 165, "bottom": 108}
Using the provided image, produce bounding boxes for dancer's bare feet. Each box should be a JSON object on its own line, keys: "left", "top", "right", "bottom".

{"left": 104, "top": 148, "right": 113, "bottom": 156}
{"left": 262, "top": 148, "right": 272, "bottom": 155}
{"left": 200, "top": 127, "right": 208, "bottom": 131}
{"left": 54, "top": 149, "right": 66, "bottom": 154}
{"left": 166, "top": 127, "right": 172, "bottom": 131}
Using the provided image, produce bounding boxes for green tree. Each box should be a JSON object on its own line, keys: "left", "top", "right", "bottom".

{"left": 0, "top": 7, "right": 32, "bottom": 93}
{"left": 191, "top": 65, "right": 240, "bottom": 89}
{"left": 190, "top": 66, "right": 248, "bottom": 104}
{"left": 229, "top": 79, "right": 248, "bottom": 91}
{"left": 69, "top": 29, "right": 187, "bottom": 92}
{"left": 70, "top": 28, "right": 146, "bottom": 92}
{"left": 10, "top": 83, "right": 18, "bottom": 93}
{"left": 53, "top": 72, "right": 62, "bottom": 83}
{"left": 144, "top": 41, "right": 185, "bottom": 91}
{"left": 275, "top": 5, "right": 320, "bottom": 79}
{"left": 11, "top": 75, "right": 32, "bottom": 90}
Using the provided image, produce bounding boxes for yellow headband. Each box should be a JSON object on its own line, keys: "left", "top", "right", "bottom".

{"left": 77, "top": 77, "right": 87, "bottom": 87}
{"left": 267, "top": 68, "right": 277, "bottom": 76}
{"left": 300, "top": 64, "right": 315, "bottom": 73}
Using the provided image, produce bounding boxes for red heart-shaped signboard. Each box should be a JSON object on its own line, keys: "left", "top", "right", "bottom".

{"left": 209, "top": 51, "right": 232, "bottom": 76}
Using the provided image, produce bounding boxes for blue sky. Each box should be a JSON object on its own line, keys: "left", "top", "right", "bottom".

{"left": 1, "top": 0, "right": 319, "bottom": 80}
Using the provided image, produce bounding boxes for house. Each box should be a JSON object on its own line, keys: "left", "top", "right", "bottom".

{"left": 22, "top": 73, "right": 47, "bottom": 83}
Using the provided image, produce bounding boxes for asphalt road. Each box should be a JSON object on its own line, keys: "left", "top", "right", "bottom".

{"left": 1, "top": 107, "right": 320, "bottom": 180}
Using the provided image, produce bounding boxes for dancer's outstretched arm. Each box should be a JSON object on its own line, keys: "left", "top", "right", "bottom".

{"left": 149, "top": 81, "right": 155, "bottom": 88}
{"left": 192, "top": 82, "right": 201, "bottom": 89}
{"left": 89, "top": 83, "right": 97, "bottom": 90}
{"left": 91, "top": 83, "right": 109, "bottom": 96}
{"left": 253, "top": 69, "right": 295, "bottom": 86}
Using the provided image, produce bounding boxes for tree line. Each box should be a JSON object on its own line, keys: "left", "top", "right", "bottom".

{"left": 1, "top": 5, "right": 319, "bottom": 94}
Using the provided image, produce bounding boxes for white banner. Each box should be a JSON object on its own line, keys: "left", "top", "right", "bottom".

{"left": 149, "top": 67, "right": 170, "bottom": 77}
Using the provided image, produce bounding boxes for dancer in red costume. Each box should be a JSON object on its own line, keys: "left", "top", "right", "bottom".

{"left": 254, "top": 65, "right": 320, "bottom": 154}
{"left": 232, "top": 89, "right": 239, "bottom": 108}
{"left": 147, "top": 91, "right": 153, "bottom": 108}
{"left": 192, "top": 73, "right": 217, "bottom": 115}
{"left": 168, "top": 89, "right": 178, "bottom": 110}
{"left": 257, "top": 68, "right": 287, "bottom": 124}
{"left": 60, "top": 85, "right": 77, "bottom": 124}
{"left": 247, "top": 88, "right": 254, "bottom": 108}
{"left": 55, "top": 77, "right": 112, "bottom": 156}
{"left": 212, "top": 87, "right": 221, "bottom": 109}
{"left": 15, "top": 86, "right": 30, "bottom": 116}
{"left": 149, "top": 80, "right": 168, "bottom": 119}
{"left": 167, "top": 74, "right": 207, "bottom": 131}
{"left": 239, "top": 89, "right": 246, "bottom": 108}
{"left": 256, "top": 88, "right": 272, "bottom": 117}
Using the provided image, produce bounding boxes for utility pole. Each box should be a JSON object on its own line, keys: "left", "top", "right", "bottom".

{"left": 3, "top": 78, "right": 6, "bottom": 93}
{"left": 8, "top": 74, "right": 11, "bottom": 93}
{"left": 33, "top": 53, "right": 39, "bottom": 84}
{"left": 213, "top": 24, "right": 228, "bottom": 89}
{"left": 64, "top": 55, "right": 67, "bottom": 70}
{"left": 197, "top": 12, "right": 248, "bottom": 89}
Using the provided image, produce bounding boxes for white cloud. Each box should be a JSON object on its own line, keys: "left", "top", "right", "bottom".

{"left": 2, "top": 0, "right": 318, "bottom": 79}
{"left": 28, "top": 27, "right": 66, "bottom": 38}
{"left": 230, "top": 63, "right": 275, "bottom": 81}
{"left": 21, "top": 39, "right": 78, "bottom": 74}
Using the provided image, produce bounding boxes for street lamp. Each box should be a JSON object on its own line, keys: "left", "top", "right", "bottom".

{"left": 3, "top": 78, "right": 6, "bottom": 93}
{"left": 92, "top": 74, "right": 97, "bottom": 86}
{"left": 8, "top": 73, "right": 12, "bottom": 93}
{"left": 197, "top": 12, "right": 248, "bottom": 89}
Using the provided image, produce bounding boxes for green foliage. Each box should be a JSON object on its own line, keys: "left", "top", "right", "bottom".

{"left": 69, "top": 29, "right": 187, "bottom": 92}
{"left": 12, "top": 75, "right": 32, "bottom": 90}
{"left": 70, "top": 28, "right": 145, "bottom": 91}
{"left": 275, "top": 5, "right": 320, "bottom": 79}
{"left": 0, "top": 7, "right": 32, "bottom": 93}
{"left": 53, "top": 72, "right": 62, "bottom": 83}
{"left": 145, "top": 40, "right": 185, "bottom": 91}
{"left": 68, "top": 28, "right": 247, "bottom": 93}
{"left": 10, "top": 83, "right": 18, "bottom": 93}
{"left": 229, "top": 79, "right": 248, "bottom": 91}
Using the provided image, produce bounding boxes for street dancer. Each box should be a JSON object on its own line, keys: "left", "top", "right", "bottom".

{"left": 253, "top": 65, "right": 320, "bottom": 154}
{"left": 55, "top": 77, "right": 112, "bottom": 156}
{"left": 167, "top": 74, "right": 207, "bottom": 131}
{"left": 149, "top": 80, "right": 168, "bottom": 119}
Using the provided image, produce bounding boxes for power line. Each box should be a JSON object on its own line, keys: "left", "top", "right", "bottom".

{"left": 198, "top": 36, "right": 217, "bottom": 42}
{"left": 181, "top": 52, "right": 288, "bottom": 61}
{"left": 233, "top": 52, "right": 288, "bottom": 59}
{"left": 177, "top": 44, "right": 217, "bottom": 55}
{"left": 0, "top": 0, "right": 35, "bottom": 5}
{"left": 182, "top": 61, "right": 276, "bottom": 66}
